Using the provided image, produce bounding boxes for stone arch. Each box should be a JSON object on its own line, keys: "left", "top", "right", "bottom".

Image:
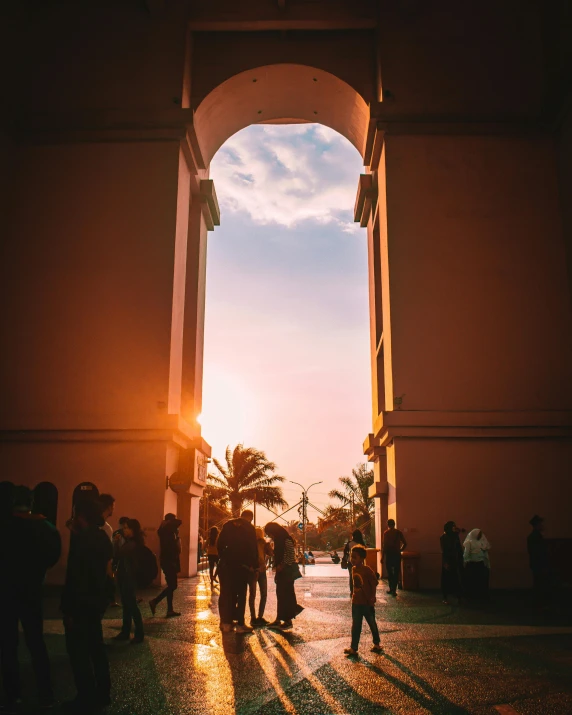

{"left": 194, "top": 64, "right": 370, "bottom": 166}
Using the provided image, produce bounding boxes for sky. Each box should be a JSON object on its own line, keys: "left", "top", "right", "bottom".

{"left": 199, "top": 123, "right": 371, "bottom": 525}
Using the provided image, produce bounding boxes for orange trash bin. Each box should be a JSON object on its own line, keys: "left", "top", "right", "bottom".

{"left": 366, "top": 548, "right": 380, "bottom": 576}
{"left": 400, "top": 551, "right": 420, "bottom": 591}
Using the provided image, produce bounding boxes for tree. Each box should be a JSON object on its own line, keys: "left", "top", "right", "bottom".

{"left": 328, "top": 463, "right": 375, "bottom": 540}
{"left": 207, "top": 444, "right": 288, "bottom": 517}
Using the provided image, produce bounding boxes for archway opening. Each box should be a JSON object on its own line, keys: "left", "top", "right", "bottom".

{"left": 200, "top": 120, "right": 371, "bottom": 522}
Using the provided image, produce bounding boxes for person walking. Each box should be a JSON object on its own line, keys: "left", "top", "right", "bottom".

{"left": 249, "top": 527, "right": 271, "bottom": 626}
{"left": 344, "top": 545, "right": 382, "bottom": 657}
{"left": 206, "top": 526, "right": 219, "bottom": 589}
{"left": 149, "top": 513, "right": 182, "bottom": 618}
{"left": 0, "top": 486, "right": 61, "bottom": 714}
{"left": 463, "top": 529, "right": 491, "bottom": 601}
{"left": 527, "top": 515, "right": 550, "bottom": 607}
{"left": 114, "top": 519, "right": 144, "bottom": 643}
{"left": 440, "top": 521, "right": 464, "bottom": 605}
{"left": 265, "top": 523, "right": 303, "bottom": 631}
{"left": 343, "top": 529, "right": 366, "bottom": 595}
{"left": 217, "top": 511, "right": 258, "bottom": 633}
{"left": 61, "top": 498, "right": 113, "bottom": 714}
{"left": 383, "top": 519, "right": 406, "bottom": 597}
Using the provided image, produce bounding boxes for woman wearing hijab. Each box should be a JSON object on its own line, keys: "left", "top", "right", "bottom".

{"left": 264, "top": 523, "right": 303, "bottom": 630}
{"left": 440, "top": 521, "right": 463, "bottom": 605}
{"left": 463, "top": 528, "right": 491, "bottom": 601}
{"left": 344, "top": 529, "right": 365, "bottom": 595}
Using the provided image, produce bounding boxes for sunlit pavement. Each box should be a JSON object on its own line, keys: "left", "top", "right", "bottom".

{"left": 16, "top": 560, "right": 572, "bottom": 714}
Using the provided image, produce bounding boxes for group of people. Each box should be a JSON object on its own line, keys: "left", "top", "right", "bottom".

{"left": 208, "top": 510, "right": 304, "bottom": 633}
{"left": 439, "top": 516, "right": 553, "bottom": 607}
{"left": 0, "top": 484, "right": 185, "bottom": 715}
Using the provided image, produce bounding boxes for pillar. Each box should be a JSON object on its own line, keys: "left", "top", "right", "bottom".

{"left": 359, "top": 127, "right": 572, "bottom": 587}
{"left": 0, "top": 118, "right": 215, "bottom": 581}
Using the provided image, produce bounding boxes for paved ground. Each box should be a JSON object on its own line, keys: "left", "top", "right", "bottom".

{"left": 9, "top": 559, "right": 572, "bottom": 714}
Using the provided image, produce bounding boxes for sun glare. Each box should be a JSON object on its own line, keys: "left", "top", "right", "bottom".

{"left": 199, "top": 365, "right": 259, "bottom": 460}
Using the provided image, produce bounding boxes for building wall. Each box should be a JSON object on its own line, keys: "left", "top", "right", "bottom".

{"left": 384, "top": 133, "right": 572, "bottom": 413}
{"left": 391, "top": 437, "right": 572, "bottom": 588}
{"left": 0, "top": 439, "right": 170, "bottom": 583}
{"left": 1, "top": 141, "right": 181, "bottom": 430}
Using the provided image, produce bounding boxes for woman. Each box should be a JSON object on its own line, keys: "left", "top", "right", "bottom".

{"left": 440, "top": 521, "right": 463, "bottom": 604}
{"left": 463, "top": 528, "right": 491, "bottom": 601}
{"left": 345, "top": 529, "right": 365, "bottom": 595}
{"left": 114, "top": 518, "right": 144, "bottom": 644}
{"left": 207, "top": 526, "right": 219, "bottom": 588}
{"left": 264, "top": 523, "right": 303, "bottom": 631}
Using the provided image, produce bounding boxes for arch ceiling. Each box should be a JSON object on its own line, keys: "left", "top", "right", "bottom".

{"left": 194, "top": 64, "right": 370, "bottom": 165}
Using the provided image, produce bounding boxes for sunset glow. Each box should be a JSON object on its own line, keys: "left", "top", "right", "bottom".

{"left": 203, "top": 124, "right": 370, "bottom": 514}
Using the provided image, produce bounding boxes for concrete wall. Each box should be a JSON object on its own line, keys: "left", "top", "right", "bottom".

{"left": 384, "top": 134, "right": 572, "bottom": 413}
{"left": 391, "top": 437, "right": 572, "bottom": 588}
{"left": 0, "top": 439, "right": 169, "bottom": 583}
{"left": 1, "top": 141, "right": 181, "bottom": 430}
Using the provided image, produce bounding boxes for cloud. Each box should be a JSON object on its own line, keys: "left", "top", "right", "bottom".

{"left": 210, "top": 124, "right": 363, "bottom": 231}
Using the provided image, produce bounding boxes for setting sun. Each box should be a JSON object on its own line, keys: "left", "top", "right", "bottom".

{"left": 199, "top": 365, "right": 259, "bottom": 460}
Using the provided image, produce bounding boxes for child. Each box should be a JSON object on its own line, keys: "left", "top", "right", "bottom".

{"left": 344, "top": 545, "right": 383, "bottom": 656}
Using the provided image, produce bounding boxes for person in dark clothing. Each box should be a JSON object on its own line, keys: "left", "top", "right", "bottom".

{"left": 0, "top": 486, "right": 61, "bottom": 713}
{"left": 440, "top": 521, "right": 464, "bottom": 604}
{"left": 344, "top": 529, "right": 366, "bottom": 596}
{"left": 217, "top": 514, "right": 258, "bottom": 633}
{"left": 114, "top": 519, "right": 144, "bottom": 643}
{"left": 61, "top": 498, "right": 113, "bottom": 715}
{"left": 383, "top": 519, "right": 407, "bottom": 597}
{"left": 206, "top": 526, "right": 220, "bottom": 589}
{"left": 149, "top": 513, "right": 182, "bottom": 618}
{"left": 527, "top": 515, "right": 550, "bottom": 607}
{"left": 265, "top": 523, "right": 303, "bottom": 631}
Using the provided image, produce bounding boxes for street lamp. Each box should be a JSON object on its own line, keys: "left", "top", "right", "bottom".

{"left": 289, "top": 480, "right": 322, "bottom": 574}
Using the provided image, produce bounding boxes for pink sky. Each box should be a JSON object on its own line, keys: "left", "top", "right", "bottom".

{"left": 200, "top": 124, "right": 371, "bottom": 523}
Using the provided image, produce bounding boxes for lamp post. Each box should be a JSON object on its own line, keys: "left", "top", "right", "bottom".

{"left": 289, "top": 480, "right": 322, "bottom": 574}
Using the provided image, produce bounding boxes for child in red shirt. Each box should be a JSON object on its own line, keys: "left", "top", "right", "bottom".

{"left": 344, "top": 545, "right": 383, "bottom": 656}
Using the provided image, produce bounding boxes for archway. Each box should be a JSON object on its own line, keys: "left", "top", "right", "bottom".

{"left": 201, "top": 121, "right": 371, "bottom": 525}
{"left": 194, "top": 64, "right": 370, "bottom": 165}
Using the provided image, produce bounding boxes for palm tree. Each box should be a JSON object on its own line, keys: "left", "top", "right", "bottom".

{"left": 207, "top": 444, "right": 288, "bottom": 517}
{"left": 328, "top": 463, "right": 375, "bottom": 537}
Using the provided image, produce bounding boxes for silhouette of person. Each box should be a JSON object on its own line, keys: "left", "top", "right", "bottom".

{"left": 0, "top": 485, "right": 61, "bottom": 712}
{"left": 527, "top": 515, "right": 550, "bottom": 607}
{"left": 265, "top": 522, "right": 303, "bottom": 630}
{"left": 217, "top": 511, "right": 258, "bottom": 633}
{"left": 383, "top": 519, "right": 406, "bottom": 597}
{"left": 61, "top": 498, "right": 113, "bottom": 714}
{"left": 440, "top": 521, "right": 463, "bottom": 604}
{"left": 345, "top": 529, "right": 365, "bottom": 595}
{"left": 150, "top": 513, "right": 183, "bottom": 618}
{"left": 113, "top": 519, "right": 145, "bottom": 643}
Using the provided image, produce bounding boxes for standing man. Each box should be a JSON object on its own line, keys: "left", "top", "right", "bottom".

{"left": 527, "top": 515, "right": 550, "bottom": 607}
{"left": 61, "top": 499, "right": 113, "bottom": 714}
{"left": 149, "top": 513, "right": 183, "bottom": 618}
{"left": 383, "top": 519, "right": 407, "bottom": 597}
{"left": 217, "top": 510, "right": 258, "bottom": 633}
{"left": 0, "top": 486, "right": 61, "bottom": 713}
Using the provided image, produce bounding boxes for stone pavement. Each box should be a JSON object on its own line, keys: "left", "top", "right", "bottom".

{"left": 11, "top": 560, "right": 572, "bottom": 714}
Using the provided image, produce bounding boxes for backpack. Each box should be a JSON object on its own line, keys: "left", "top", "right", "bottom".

{"left": 135, "top": 545, "right": 159, "bottom": 588}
